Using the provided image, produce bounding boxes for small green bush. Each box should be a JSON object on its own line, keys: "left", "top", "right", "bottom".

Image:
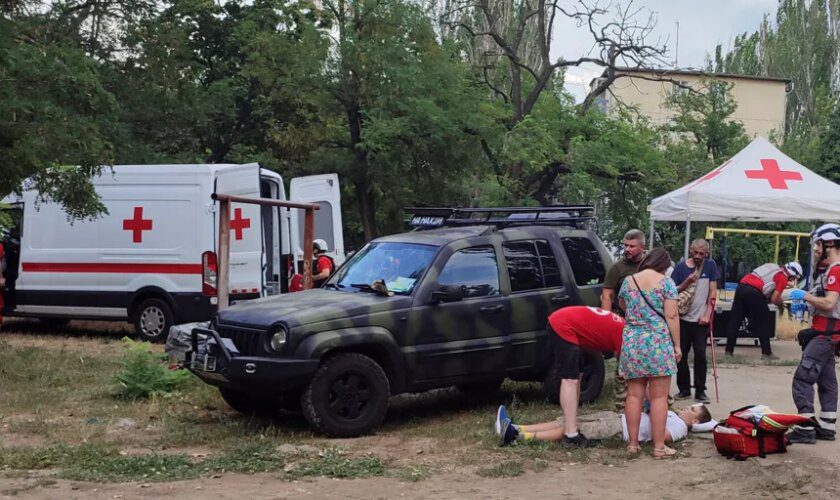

{"left": 113, "top": 338, "right": 190, "bottom": 400}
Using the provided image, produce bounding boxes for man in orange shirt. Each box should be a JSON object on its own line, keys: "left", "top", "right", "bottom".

{"left": 497, "top": 306, "right": 624, "bottom": 448}
{"left": 724, "top": 261, "right": 802, "bottom": 359}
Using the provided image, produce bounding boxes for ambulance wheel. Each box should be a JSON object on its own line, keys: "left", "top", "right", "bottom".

{"left": 543, "top": 351, "right": 605, "bottom": 405}
{"left": 133, "top": 298, "right": 173, "bottom": 342}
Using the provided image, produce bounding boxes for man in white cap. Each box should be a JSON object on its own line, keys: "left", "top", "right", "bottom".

{"left": 787, "top": 223, "right": 840, "bottom": 443}
{"left": 312, "top": 239, "right": 335, "bottom": 287}
{"left": 724, "top": 260, "right": 803, "bottom": 360}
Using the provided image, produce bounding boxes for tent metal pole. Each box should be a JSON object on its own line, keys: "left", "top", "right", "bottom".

{"left": 684, "top": 215, "right": 691, "bottom": 260}
{"left": 774, "top": 235, "right": 780, "bottom": 263}
{"left": 648, "top": 219, "right": 654, "bottom": 250}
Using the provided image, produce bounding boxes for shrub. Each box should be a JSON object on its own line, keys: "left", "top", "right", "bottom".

{"left": 113, "top": 338, "right": 190, "bottom": 400}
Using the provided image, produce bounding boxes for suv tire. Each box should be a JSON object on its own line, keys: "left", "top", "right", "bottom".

{"left": 133, "top": 298, "right": 173, "bottom": 343}
{"left": 543, "top": 351, "right": 605, "bottom": 405}
{"left": 301, "top": 353, "right": 390, "bottom": 438}
{"left": 219, "top": 388, "right": 279, "bottom": 416}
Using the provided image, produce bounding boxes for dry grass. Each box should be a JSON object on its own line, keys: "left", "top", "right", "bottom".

{"left": 776, "top": 313, "right": 807, "bottom": 341}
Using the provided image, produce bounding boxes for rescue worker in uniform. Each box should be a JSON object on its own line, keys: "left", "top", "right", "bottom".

{"left": 724, "top": 261, "right": 803, "bottom": 359}
{"left": 312, "top": 239, "right": 335, "bottom": 288}
{"left": 786, "top": 223, "right": 840, "bottom": 443}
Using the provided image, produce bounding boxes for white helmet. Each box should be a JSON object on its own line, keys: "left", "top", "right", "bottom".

{"left": 784, "top": 261, "right": 804, "bottom": 279}
{"left": 313, "top": 239, "right": 329, "bottom": 252}
{"left": 811, "top": 223, "right": 840, "bottom": 244}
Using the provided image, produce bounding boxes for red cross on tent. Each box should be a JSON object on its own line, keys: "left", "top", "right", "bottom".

{"left": 123, "top": 207, "right": 153, "bottom": 243}
{"left": 230, "top": 207, "right": 251, "bottom": 240}
{"left": 745, "top": 158, "right": 803, "bottom": 190}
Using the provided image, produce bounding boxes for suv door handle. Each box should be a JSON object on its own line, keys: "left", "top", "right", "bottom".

{"left": 551, "top": 295, "right": 570, "bottom": 304}
{"left": 480, "top": 305, "right": 504, "bottom": 313}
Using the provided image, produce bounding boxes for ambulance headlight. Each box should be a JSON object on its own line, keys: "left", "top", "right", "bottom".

{"left": 269, "top": 327, "right": 287, "bottom": 352}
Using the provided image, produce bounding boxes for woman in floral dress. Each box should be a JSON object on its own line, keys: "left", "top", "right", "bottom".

{"left": 618, "top": 247, "right": 682, "bottom": 459}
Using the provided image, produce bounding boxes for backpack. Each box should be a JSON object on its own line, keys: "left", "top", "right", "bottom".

{"left": 677, "top": 261, "right": 703, "bottom": 315}
{"left": 713, "top": 405, "right": 816, "bottom": 460}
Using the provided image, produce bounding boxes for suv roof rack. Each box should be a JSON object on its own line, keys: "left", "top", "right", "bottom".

{"left": 404, "top": 205, "right": 596, "bottom": 230}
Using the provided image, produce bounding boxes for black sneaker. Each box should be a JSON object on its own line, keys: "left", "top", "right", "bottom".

{"left": 815, "top": 427, "right": 836, "bottom": 441}
{"left": 694, "top": 392, "right": 711, "bottom": 404}
{"left": 674, "top": 391, "right": 692, "bottom": 400}
{"left": 499, "top": 418, "right": 518, "bottom": 447}
{"left": 761, "top": 353, "right": 779, "bottom": 361}
{"left": 787, "top": 428, "right": 816, "bottom": 444}
{"left": 560, "top": 433, "right": 594, "bottom": 449}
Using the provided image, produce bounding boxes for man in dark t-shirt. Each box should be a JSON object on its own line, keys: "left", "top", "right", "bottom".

{"left": 601, "top": 229, "right": 645, "bottom": 315}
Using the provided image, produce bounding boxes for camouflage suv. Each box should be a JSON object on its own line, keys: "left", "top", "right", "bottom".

{"left": 187, "top": 207, "right": 612, "bottom": 437}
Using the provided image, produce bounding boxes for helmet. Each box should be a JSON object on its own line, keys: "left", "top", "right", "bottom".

{"left": 313, "top": 239, "right": 329, "bottom": 252}
{"left": 811, "top": 223, "right": 840, "bottom": 244}
{"left": 784, "top": 261, "right": 804, "bottom": 279}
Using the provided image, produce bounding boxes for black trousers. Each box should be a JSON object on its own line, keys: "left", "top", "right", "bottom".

{"left": 677, "top": 320, "right": 708, "bottom": 394}
{"left": 725, "top": 284, "right": 772, "bottom": 355}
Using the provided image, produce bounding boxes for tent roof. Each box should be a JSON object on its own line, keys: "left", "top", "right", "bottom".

{"left": 649, "top": 137, "right": 840, "bottom": 222}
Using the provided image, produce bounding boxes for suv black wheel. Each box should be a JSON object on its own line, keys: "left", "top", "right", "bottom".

{"left": 301, "top": 353, "right": 390, "bottom": 438}
{"left": 133, "top": 298, "right": 173, "bottom": 342}
{"left": 219, "top": 388, "right": 279, "bottom": 416}
{"left": 543, "top": 351, "right": 605, "bottom": 404}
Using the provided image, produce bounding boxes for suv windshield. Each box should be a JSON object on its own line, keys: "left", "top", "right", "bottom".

{"left": 330, "top": 242, "right": 438, "bottom": 295}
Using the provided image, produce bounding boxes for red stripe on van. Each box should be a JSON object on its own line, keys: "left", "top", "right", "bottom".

{"left": 22, "top": 262, "right": 203, "bottom": 274}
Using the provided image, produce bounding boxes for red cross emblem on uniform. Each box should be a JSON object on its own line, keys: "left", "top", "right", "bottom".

{"left": 745, "top": 158, "right": 803, "bottom": 190}
{"left": 123, "top": 207, "right": 153, "bottom": 243}
{"left": 230, "top": 207, "right": 251, "bottom": 240}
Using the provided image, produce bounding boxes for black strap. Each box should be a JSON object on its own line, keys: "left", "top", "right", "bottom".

{"left": 632, "top": 275, "right": 666, "bottom": 321}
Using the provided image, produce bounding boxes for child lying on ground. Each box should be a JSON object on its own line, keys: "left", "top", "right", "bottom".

{"left": 495, "top": 404, "right": 712, "bottom": 452}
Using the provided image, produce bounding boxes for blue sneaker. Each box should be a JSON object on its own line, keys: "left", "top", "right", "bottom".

{"left": 499, "top": 418, "right": 518, "bottom": 446}
{"left": 495, "top": 405, "right": 509, "bottom": 435}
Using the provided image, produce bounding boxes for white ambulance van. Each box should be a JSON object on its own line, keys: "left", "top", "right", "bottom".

{"left": 0, "top": 164, "right": 343, "bottom": 341}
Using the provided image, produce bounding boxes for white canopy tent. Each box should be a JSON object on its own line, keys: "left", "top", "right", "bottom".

{"left": 649, "top": 137, "right": 840, "bottom": 257}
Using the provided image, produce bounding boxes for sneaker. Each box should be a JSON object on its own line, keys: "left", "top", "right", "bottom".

{"left": 724, "top": 351, "right": 734, "bottom": 357}
{"left": 674, "top": 391, "right": 692, "bottom": 400}
{"left": 694, "top": 392, "right": 711, "bottom": 404}
{"left": 761, "top": 353, "right": 779, "bottom": 361}
{"left": 495, "top": 405, "right": 509, "bottom": 436}
{"left": 499, "top": 418, "right": 518, "bottom": 447}
{"left": 815, "top": 427, "right": 836, "bottom": 441}
{"left": 560, "top": 433, "right": 595, "bottom": 449}
{"left": 787, "top": 428, "right": 816, "bottom": 444}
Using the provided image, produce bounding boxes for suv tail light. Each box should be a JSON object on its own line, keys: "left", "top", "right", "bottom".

{"left": 202, "top": 251, "right": 217, "bottom": 296}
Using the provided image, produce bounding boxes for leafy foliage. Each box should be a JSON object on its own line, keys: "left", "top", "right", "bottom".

{"left": 113, "top": 339, "right": 190, "bottom": 400}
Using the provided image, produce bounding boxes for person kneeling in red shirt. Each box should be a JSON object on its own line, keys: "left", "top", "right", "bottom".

{"left": 496, "top": 306, "right": 623, "bottom": 448}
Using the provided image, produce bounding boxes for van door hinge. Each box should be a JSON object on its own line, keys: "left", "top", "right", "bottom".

{"left": 206, "top": 203, "right": 216, "bottom": 214}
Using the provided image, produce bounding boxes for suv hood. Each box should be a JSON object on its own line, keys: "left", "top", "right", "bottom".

{"left": 217, "top": 289, "right": 412, "bottom": 329}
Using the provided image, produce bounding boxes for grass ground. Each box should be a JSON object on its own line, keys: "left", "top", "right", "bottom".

{"left": 0, "top": 323, "right": 635, "bottom": 485}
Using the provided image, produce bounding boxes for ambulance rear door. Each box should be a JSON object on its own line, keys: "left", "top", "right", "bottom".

{"left": 289, "top": 174, "right": 344, "bottom": 266}
{"left": 214, "top": 163, "right": 263, "bottom": 299}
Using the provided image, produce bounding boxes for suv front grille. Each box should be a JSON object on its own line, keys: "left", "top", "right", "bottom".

{"left": 217, "top": 324, "right": 266, "bottom": 356}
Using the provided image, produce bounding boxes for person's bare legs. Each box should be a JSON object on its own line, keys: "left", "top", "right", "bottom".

{"left": 648, "top": 376, "right": 672, "bottom": 455}
{"left": 625, "top": 378, "right": 647, "bottom": 449}
{"left": 560, "top": 377, "right": 581, "bottom": 435}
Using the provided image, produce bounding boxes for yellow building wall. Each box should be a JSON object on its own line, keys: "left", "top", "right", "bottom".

{"left": 600, "top": 72, "right": 788, "bottom": 138}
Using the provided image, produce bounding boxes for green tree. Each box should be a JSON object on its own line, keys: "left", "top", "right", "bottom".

{"left": 0, "top": 4, "right": 117, "bottom": 219}
{"left": 315, "top": 0, "right": 493, "bottom": 241}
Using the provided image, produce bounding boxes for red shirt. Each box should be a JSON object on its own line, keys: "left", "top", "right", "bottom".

{"left": 812, "top": 265, "right": 840, "bottom": 333}
{"left": 740, "top": 270, "right": 787, "bottom": 296}
{"left": 315, "top": 255, "right": 334, "bottom": 275}
{"left": 548, "top": 306, "right": 624, "bottom": 355}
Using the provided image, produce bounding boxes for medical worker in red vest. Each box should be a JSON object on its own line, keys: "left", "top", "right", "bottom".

{"left": 724, "top": 261, "right": 803, "bottom": 359}
{"left": 496, "top": 306, "right": 623, "bottom": 448}
{"left": 787, "top": 223, "right": 840, "bottom": 444}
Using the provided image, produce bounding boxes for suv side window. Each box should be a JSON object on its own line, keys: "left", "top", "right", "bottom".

{"left": 502, "top": 241, "right": 543, "bottom": 292}
{"left": 561, "top": 237, "right": 607, "bottom": 286}
{"left": 535, "top": 240, "right": 563, "bottom": 288}
{"left": 438, "top": 246, "right": 500, "bottom": 298}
